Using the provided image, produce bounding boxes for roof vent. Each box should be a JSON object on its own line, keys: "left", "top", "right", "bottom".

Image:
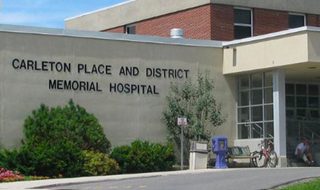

{"left": 170, "top": 28, "right": 184, "bottom": 38}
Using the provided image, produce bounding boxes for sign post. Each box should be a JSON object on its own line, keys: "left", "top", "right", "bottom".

{"left": 177, "top": 117, "right": 187, "bottom": 170}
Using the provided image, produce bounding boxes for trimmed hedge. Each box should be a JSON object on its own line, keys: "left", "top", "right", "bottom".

{"left": 110, "top": 140, "right": 176, "bottom": 173}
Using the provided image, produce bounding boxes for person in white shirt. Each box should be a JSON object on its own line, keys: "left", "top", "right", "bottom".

{"left": 295, "top": 138, "right": 314, "bottom": 165}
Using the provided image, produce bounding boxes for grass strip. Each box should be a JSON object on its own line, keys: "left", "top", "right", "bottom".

{"left": 280, "top": 178, "right": 320, "bottom": 190}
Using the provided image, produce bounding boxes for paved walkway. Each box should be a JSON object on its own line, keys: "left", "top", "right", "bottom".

{"left": 0, "top": 167, "right": 319, "bottom": 190}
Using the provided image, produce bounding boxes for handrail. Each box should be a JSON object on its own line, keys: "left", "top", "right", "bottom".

{"left": 302, "top": 125, "right": 320, "bottom": 140}
{"left": 298, "top": 123, "right": 320, "bottom": 153}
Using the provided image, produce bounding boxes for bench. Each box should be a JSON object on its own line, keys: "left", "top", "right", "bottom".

{"left": 226, "top": 146, "right": 256, "bottom": 167}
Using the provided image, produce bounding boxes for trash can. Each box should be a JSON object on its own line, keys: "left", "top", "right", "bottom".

{"left": 189, "top": 141, "right": 208, "bottom": 170}
{"left": 212, "top": 136, "right": 228, "bottom": 169}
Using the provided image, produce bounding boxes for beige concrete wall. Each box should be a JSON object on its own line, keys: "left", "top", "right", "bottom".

{"left": 308, "top": 31, "right": 320, "bottom": 62}
{"left": 66, "top": 0, "right": 320, "bottom": 31}
{"left": 65, "top": 0, "right": 210, "bottom": 31}
{"left": 0, "top": 31, "right": 236, "bottom": 149}
{"left": 223, "top": 32, "right": 309, "bottom": 75}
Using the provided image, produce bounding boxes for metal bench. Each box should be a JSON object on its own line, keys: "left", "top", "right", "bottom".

{"left": 226, "top": 146, "right": 256, "bottom": 167}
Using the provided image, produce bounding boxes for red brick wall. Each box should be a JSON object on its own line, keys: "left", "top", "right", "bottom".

{"left": 135, "top": 5, "right": 212, "bottom": 40}
{"left": 253, "top": 9, "right": 289, "bottom": 36}
{"left": 307, "top": 14, "right": 318, "bottom": 27}
{"left": 102, "top": 4, "right": 320, "bottom": 41}
{"left": 211, "top": 4, "right": 234, "bottom": 41}
{"left": 103, "top": 26, "right": 124, "bottom": 33}
{"left": 317, "top": 16, "right": 320, "bottom": 27}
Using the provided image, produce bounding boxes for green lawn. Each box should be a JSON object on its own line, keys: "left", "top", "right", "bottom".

{"left": 280, "top": 178, "right": 320, "bottom": 190}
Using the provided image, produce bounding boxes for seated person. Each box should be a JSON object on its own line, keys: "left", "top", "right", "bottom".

{"left": 295, "top": 138, "right": 314, "bottom": 165}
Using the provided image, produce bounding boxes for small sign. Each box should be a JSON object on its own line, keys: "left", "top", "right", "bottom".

{"left": 177, "top": 117, "right": 187, "bottom": 126}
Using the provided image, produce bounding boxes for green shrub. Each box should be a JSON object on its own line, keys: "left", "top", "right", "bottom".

{"left": 0, "top": 147, "right": 35, "bottom": 175}
{"left": 23, "top": 100, "right": 111, "bottom": 153}
{"left": 110, "top": 140, "right": 176, "bottom": 173}
{"left": 25, "top": 141, "right": 84, "bottom": 177}
{"left": 0, "top": 100, "right": 112, "bottom": 177}
{"left": 82, "top": 151, "right": 120, "bottom": 176}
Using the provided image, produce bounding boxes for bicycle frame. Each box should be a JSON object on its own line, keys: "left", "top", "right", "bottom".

{"left": 252, "top": 139, "right": 278, "bottom": 168}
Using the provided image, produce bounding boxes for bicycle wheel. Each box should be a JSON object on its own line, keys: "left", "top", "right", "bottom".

{"left": 267, "top": 150, "right": 278, "bottom": 168}
{"left": 252, "top": 151, "right": 265, "bottom": 167}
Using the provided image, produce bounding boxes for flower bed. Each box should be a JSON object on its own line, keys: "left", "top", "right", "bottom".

{"left": 0, "top": 168, "right": 49, "bottom": 183}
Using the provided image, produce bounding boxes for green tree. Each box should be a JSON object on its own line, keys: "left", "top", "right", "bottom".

{"left": 163, "top": 70, "right": 226, "bottom": 158}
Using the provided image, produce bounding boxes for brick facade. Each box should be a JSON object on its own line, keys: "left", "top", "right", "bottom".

{"left": 103, "top": 4, "right": 320, "bottom": 41}
{"left": 307, "top": 14, "right": 318, "bottom": 27}
{"left": 135, "top": 5, "right": 212, "bottom": 40}
{"left": 253, "top": 9, "right": 289, "bottom": 36}
{"left": 103, "top": 26, "right": 124, "bottom": 33}
{"left": 211, "top": 4, "right": 234, "bottom": 41}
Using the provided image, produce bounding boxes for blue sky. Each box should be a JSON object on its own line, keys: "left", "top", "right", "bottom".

{"left": 0, "top": 0, "right": 129, "bottom": 28}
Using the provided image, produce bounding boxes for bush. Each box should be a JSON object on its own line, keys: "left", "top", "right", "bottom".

{"left": 110, "top": 140, "right": 176, "bottom": 173}
{"left": 0, "top": 147, "right": 35, "bottom": 175}
{"left": 23, "top": 100, "right": 111, "bottom": 153}
{"left": 82, "top": 151, "right": 120, "bottom": 176}
{"left": 0, "top": 100, "right": 112, "bottom": 177}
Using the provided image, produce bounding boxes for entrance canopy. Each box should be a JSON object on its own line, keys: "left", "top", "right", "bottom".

{"left": 223, "top": 26, "right": 320, "bottom": 82}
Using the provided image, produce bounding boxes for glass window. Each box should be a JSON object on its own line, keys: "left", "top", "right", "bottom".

{"left": 265, "top": 88, "right": 273, "bottom": 104}
{"left": 310, "top": 110, "right": 319, "bottom": 119}
{"left": 286, "top": 96, "right": 295, "bottom": 107}
{"left": 234, "top": 9, "right": 251, "bottom": 24}
{"left": 238, "top": 107, "right": 249, "bottom": 122}
{"left": 251, "top": 73, "right": 263, "bottom": 88}
{"left": 265, "top": 122, "right": 274, "bottom": 138}
{"left": 239, "top": 91, "right": 249, "bottom": 106}
{"left": 308, "top": 97, "right": 319, "bottom": 108}
{"left": 234, "top": 8, "right": 252, "bottom": 39}
{"left": 125, "top": 25, "right": 136, "bottom": 34}
{"left": 264, "top": 72, "right": 273, "bottom": 87}
{"left": 296, "top": 96, "right": 307, "bottom": 107}
{"left": 238, "top": 124, "right": 250, "bottom": 139}
{"left": 286, "top": 109, "right": 295, "bottom": 118}
{"left": 296, "top": 84, "right": 307, "bottom": 95}
{"left": 237, "top": 72, "right": 274, "bottom": 140}
{"left": 234, "top": 26, "right": 251, "bottom": 39}
{"left": 239, "top": 75, "right": 250, "bottom": 90}
{"left": 264, "top": 105, "right": 273, "bottom": 121}
{"left": 251, "top": 89, "right": 262, "bottom": 105}
{"left": 309, "top": 85, "right": 319, "bottom": 96}
{"left": 289, "top": 14, "right": 305, "bottom": 29}
{"left": 252, "top": 106, "right": 263, "bottom": 122}
{"left": 297, "top": 109, "right": 307, "bottom": 118}
{"left": 252, "top": 123, "right": 263, "bottom": 138}
{"left": 286, "top": 84, "right": 295, "bottom": 95}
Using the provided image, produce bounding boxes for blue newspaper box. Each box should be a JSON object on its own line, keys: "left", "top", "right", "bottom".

{"left": 212, "top": 136, "right": 228, "bottom": 169}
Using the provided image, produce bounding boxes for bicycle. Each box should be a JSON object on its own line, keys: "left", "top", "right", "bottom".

{"left": 251, "top": 139, "right": 278, "bottom": 168}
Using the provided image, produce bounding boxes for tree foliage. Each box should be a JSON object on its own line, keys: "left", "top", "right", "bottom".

{"left": 163, "top": 70, "right": 226, "bottom": 152}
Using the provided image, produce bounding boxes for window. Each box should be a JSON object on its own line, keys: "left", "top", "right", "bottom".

{"left": 237, "top": 72, "right": 274, "bottom": 139}
{"left": 125, "top": 25, "right": 136, "bottom": 34}
{"left": 286, "top": 83, "right": 320, "bottom": 120}
{"left": 289, "top": 14, "right": 305, "bottom": 29}
{"left": 234, "top": 8, "right": 252, "bottom": 39}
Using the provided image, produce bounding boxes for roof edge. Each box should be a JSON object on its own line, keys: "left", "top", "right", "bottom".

{"left": 65, "top": 0, "right": 137, "bottom": 21}
{"left": 222, "top": 26, "right": 315, "bottom": 47}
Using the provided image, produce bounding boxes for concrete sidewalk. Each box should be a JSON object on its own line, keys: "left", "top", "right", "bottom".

{"left": 0, "top": 169, "right": 228, "bottom": 190}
